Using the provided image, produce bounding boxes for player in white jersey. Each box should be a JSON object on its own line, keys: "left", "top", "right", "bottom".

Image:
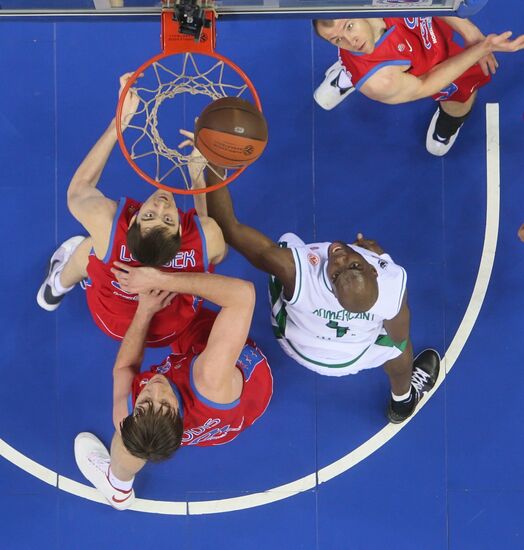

{"left": 204, "top": 172, "right": 440, "bottom": 423}
{"left": 271, "top": 233, "right": 407, "bottom": 376}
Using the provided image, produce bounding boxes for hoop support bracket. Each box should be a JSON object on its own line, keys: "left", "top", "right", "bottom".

{"left": 162, "top": 5, "right": 216, "bottom": 55}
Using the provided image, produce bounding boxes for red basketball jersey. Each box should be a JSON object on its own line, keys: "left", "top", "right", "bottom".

{"left": 131, "top": 342, "right": 273, "bottom": 447}
{"left": 85, "top": 197, "right": 212, "bottom": 347}
{"left": 340, "top": 17, "right": 490, "bottom": 102}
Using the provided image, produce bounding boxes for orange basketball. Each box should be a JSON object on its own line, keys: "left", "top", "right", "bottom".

{"left": 195, "top": 97, "right": 268, "bottom": 168}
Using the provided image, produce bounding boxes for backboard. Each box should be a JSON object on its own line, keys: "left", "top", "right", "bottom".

{"left": 0, "top": 0, "right": 466, "bottom": 17}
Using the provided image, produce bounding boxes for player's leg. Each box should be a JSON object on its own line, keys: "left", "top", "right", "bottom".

{"left": 59, "top": 236, "right": 92, "bottom": 287}
{"left": 426, "top": 92, "right": 477, "bottom": 157}
{"left": 37, "top": 236, "right": 91, "bottom": 311}
{"left": 74, "top": 431, "right": 144, "bottom": 511}
{"left": 384, "top": 344, "right": 441, "bottom": 423}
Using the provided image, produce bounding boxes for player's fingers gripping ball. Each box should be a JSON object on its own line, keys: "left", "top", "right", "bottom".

{"left": 194, "top": 97, "right": 268, "bottom": 168}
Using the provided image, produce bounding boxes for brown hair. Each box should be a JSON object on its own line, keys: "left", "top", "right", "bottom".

{"left": 120, "top": 399, "right": 184, "bottom": 462}
{"left": 126, "top": 222, "right": 181, "bottom": 267}
{"left": 312, "top": 19, "right": 335, "bottom": 39}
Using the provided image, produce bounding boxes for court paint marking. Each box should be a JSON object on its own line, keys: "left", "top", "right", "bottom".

{"left": 0, "top": 105, "right": 500, "bottom": 514}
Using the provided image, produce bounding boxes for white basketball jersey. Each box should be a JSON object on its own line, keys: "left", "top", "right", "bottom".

{"left": 270, "top": 236, "right": 407, "bottom": 368}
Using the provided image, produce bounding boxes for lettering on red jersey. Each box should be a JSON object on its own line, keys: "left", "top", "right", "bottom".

{"left": 153, "top": 355, "right": 185, "bottom": 374}
{"left": 182, "top": 417, "right": 245, "bottom": 446}
{"left": 404, "top": 17, "right": 437, "bottom": 49}
{"left": 119, "top": 245, "right": 197, "bottom": 269}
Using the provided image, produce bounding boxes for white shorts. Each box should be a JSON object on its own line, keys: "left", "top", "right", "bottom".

{"left": 275, "top": 331, "right": 402, "bottom": 377}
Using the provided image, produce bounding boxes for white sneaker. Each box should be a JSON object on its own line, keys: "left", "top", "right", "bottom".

{"left": 314, "top": 60, "right": 355, "bottom": 110}
{"left": 426, "top": 108, "right": 463, "bottom": 156}
{"left": 74, "top": 432, "right": 135, "bottom": 511}
{"left": 37, "top": 236, "right": 85, "bottom": 311}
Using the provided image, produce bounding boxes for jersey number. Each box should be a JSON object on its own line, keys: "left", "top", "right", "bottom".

{"left": 326, "top": 320, "right": 349, "bottom": 338}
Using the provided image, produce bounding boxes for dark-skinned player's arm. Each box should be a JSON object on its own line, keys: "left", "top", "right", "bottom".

{"left": 382, "top": 291, "right": 411, "bottom": 353}
{"left": 204, "top": 166, "right": 296, "bottom": 298}
{"left": 112, "top": 289, "right": 176, "bottom": 431}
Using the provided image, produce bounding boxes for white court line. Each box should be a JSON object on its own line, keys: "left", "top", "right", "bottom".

{"left": 0, "top": 104, "right": 500, "bottom": 514}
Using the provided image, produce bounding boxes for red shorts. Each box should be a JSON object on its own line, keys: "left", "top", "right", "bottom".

{"left": 431, "top": 41, "right": 491, "bottom": 103}
{"left": 84, "top": 285, "right": 201, "bottom": 348}
{"left": 169, "top": 307, "right": 218, "bottom": 355}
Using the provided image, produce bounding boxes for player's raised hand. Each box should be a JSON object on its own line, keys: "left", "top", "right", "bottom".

{"left": 353, "top": 233, "right": 384, "bottom": 255}
{"left": 484, "top": 31, "right": 524, "bottom": 54}
{"left": 118, "top": 72, "right": 142, "bottom": 130}
{"left": 464, "top": 31, "right": 499, "bottom": 75}
{"left": 111, "top": 262, "right": 163, "bottom": 294}
{"left": 137, "top": 289, "right": 177, "bottom": 316}
{"left": 178, "top": 129, "right": 207, "bottom": 189}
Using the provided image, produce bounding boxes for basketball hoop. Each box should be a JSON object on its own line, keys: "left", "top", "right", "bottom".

{"left": 116, "top": 1, "right": 262, "bottom": 195}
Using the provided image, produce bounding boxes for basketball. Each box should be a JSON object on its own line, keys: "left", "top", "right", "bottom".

{"left": 195, "top": 97, "right": 268, "bottom": 168}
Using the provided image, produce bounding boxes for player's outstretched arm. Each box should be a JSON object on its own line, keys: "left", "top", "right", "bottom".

{"left": 192, "top": 275, "right": 256, "bottom": 397}
{"left": 438, "top": 16, "right": 498, "bottom": 76}
{"left": 67, "top": 73, "right": 140, "bottom": 246}
{"left": 204, "top": 167, "right": 296, "bottom": 294}
{"left": 361, "top": 31, "right": 524, "bottom": 104}
{"left": 112, "top": 289, "right": 175, "bottom": 431}
{"left": 178, "top": 129, "right": 209, "bottom": 217}
{"left": 111, "top": 265, "right": 256, "bottom": 393}
{"left": 177, "top": 130, "right": 227, "bottom": 265}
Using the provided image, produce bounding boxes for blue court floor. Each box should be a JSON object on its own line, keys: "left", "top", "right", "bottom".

{"left": 1, "top": 4, "right": 524, "bottom": 549}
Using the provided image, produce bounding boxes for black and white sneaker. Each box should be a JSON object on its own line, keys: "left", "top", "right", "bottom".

{"left": 314, "top": 60, "right": 355, "bottom": 111}
{"left": 426, "top": 109, "right": 462, "bottom": 156}
{"left": 387, "top": 348, "right": 441, "bottom": 424}
{"left": 36, "top": 236, "right": 85, "bottom": 312}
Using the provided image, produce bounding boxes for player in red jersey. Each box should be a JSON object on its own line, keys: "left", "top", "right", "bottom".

{"left": 74, "top": 268, "right": 273, "bottom": 510}
{"left": 36, "top": 73, "right": 225, "bottom": 347}
{"left": 313, "top": 16, "right": 524, "bottom": 155}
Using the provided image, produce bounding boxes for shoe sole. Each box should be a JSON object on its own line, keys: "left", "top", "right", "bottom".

{"left": 36, "top": 236, "right": 86, "bottom": 312}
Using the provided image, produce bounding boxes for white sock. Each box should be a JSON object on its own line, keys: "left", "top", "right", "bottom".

{"left": 392, "top": 387, "right": 412, "bottom": 402}
{"left": 51, "top": 269, "right": 74, "bottom": 296}
{"left": 108, "top": 466, "right": 134, "bottom": 492}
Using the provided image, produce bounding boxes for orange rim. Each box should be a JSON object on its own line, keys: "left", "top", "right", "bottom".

{"left": 116, "top": 49, "right": 262, "bottom": 195}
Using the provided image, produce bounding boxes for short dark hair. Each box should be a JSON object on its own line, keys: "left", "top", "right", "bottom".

{"left": 126, "top": 222, "right": 181, "bottom": 266}
{"left": 312, "top": 19, "right": 335, "bottom": 39}
{"left": 120, "top": 399, "right": 184, "bottom": 462}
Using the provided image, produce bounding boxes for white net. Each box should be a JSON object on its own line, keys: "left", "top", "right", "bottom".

{"left": 121, "top": 51, "right": 257, "bottom": 191}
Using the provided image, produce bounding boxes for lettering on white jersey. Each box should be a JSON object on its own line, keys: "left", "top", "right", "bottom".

{"left": 313, "top": 308, "right": 376, "bottom": 322}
